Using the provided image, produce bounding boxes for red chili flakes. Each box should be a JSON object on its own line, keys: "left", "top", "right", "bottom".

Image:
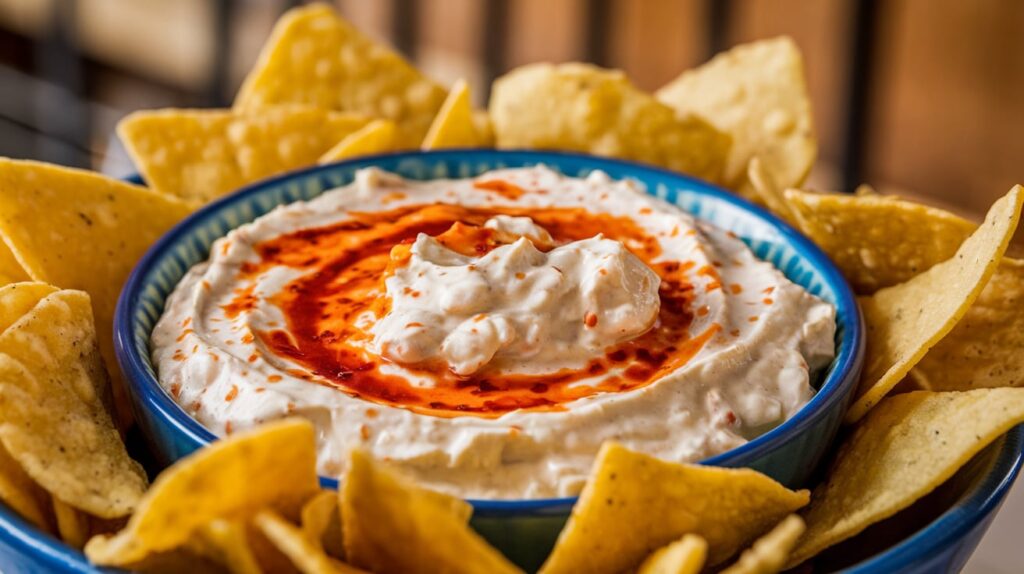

{"left": 685, "top": 229, "right": 697, "bottom": 237}
{"left": 220, "top": 241, "right": 232, "bottom": 256}
{"left": 638, "top": 207, "right": 652, "bottom": 215}
{"left": 224, "top": 385, "right": 239, "bottom": 402}
{"left": 360, "top": 424, "right": 371, "bottom": 440}
{"left": 365, "top": 408, "right": 379, "bottom": 419}
{"left": 508, "top": 425, "right": 522, "bottom": 437}
{"left": 172, "top": 350, "right": 186, "bottom": 362}
{"left": 724, "top": 411, "right": 737, "bottom": 424}
{"left": 224, "top": 421, "right": 233, "bottom": 434}
{"left": 670, "top": 226, "right": 680, "bottom": 237}
{"left": 381, "top": 191, "right": 407, "bottom": 204}
{"left": 254, "top": 387, "right": 266, "bottom": 393}
{"left": 209, "top": 352, "right": 220, "bottom": 362}
{"left": 202, "top": 280, "right": 212, "bottom": 291}
{"left": 730, "top": 329, "right": 741, "bottom": 337}
{"left": 192, "top": 344, "right": 200, "bottom": 353}
{"left": 599, "top": 268, "right": 608, "bottom": 276}
{"left": 175, "top": 328, "right": 193, "bottom": 343}
{"left": 748, "top": 316, "right": 759, "bottom": 323}
{"left": 405, "top": 322, "right": 424, "bottom": 329}
{"left": 267, "top": 375, "right": 282, "bottom": 383}
{"left": 287, "top": 402, "right": 296, "bottom": 414}
{"left": 248, "top": 353, "right": 259, "bottom": 363}
{"left": 763, "top": 286, "right": 775, "bottom": 294}
{"left": 584, "top": 312, "right": 598, "bottom": 328}
{"left": 473, "top": 179, "right": 526, "bottom": 200}
{"left": 763, "top": 297, "right": 774, "bottom": 305}
{"left": 696, "top": 305, "right": 710, "bottom": 317}
{"left": 729, "top": 284, "right": 743, "bottom": 295}
{"left": 170, "top": 383, "right": 181, "bottom": 398}
{"left": 515, "top": 272, "right": 525, "bottom": 280}
{"left": 241, "top": 332, "right": 255, "bottom": 344}
{"left": 181, "top": 317, "right": 191, "bottom": 327}
{"left": 189, "top": 400, "right": 202, "bottom": 411}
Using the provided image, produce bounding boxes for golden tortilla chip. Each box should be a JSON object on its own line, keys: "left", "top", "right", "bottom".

{"left": 784, "top": 188, "right": 977, "bottom": 294}
{"left": 0, "top": 290, "right": 147, "bottom": 518}
{"left": 422, "top": 79, "right": 491, "bottom": 150}
{"left": 854, "top": 184, "right": 878, "bottom": 197}
{"left": 721, "top": 515, "right": 804, "bottom": 574}
{"left": 119, "top": 107, "right": 369, "bottom": 205}
{"left": 0, "top": 282, "right": 58, "bottom": 335}
{"left": 85, "top": 419, "right": 319, "bottom": 567}
{"left": 0, "top": 440, "right": 51, "bottom": 532}
{"left": 637, "top": 534, "right": 706, "bottom": 574}
{"left": 788, "top": 388, "right": 1024, "bottom": 566}
{"left": 54, "top": 497, "right": 91, "bottom": 549}
{"left": 319, "top": 119, "right": 398, "bottom": 164}
{"left": 256, "top": 510, "right": 366, "bottom": 574}
{"left": 234, "top": 4, "right": 446, "bottom": 147}
{"left": 911, "top": 257, "right": 1024, "bottom": 391}
{"left": 192, "top": 518, "right": 263, "bottom": 574}
{"left": 301, "top": 489, "right": 344, "bottom": 559}
{"left": 847, "top": 186, "right": 1023, "bottom": 422}
{"left": 489, "top": 63, "right": 731, "bottom": 183}
{"left": 539, "top": 443, "right": 809, "bottom": 574}
{"left": 656, "top": 37, "right": 815, "bottom": 194}
{"left": 746, "top": 157, "right": 799, "bottom": 224}
{"left": 0, "top": 158, "right": 193, "bottom": 427}
{"left": 341, "top": 449, "right": 521, "bottom": 574}
{"left": 0, "top": 242, "right": 27, "bottom": 285}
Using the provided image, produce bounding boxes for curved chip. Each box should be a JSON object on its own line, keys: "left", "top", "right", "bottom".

{"left": 422, "top": 79, "right": 491, "bottom": 150}
{"left": 746, "top": 157, "right": 799, "bottom": 224}
{"left": 656, "top": 37, "right": 815, "bottom": 194}
{"left": 118, "top": 106, "right": 370, "bottom": 205}
{"left": 192, "top": 518, "right": 262, "bottom": 574}
{"left": 0, "top": 242, "right": 27, "bottom": 286}
{"left": 490, "top": 63, "right": 731, "bottom": 183}
{"left": 0, "top": 440, "right": 51, "bottom": 532}
{"left": 539, "top": 443, "right": 809, "bottom": 573}
{"left": 319, "top": 119, "right": 398, "bottom": 164}
{"left": 234, "top": 4, "right": 447, "bottom": 147}
{"left": 0, "top": 282, "right": 58, "bottom": 335}
{"left": 721, "top": 515, "right": 804, "bottom": 574}
{"left": 848, "top": 185, "right": 1023, "bottom": 422}
{"left": 85, "top": 418, "right": 319, "bottom": 567}
{"left": 637, "top": 534, "right": 706, "bottom": 574}
{"left": 788, "top": 388, "right": 1024, "bottom": 567}
{"left": 53, "top": 497, "right": 91, "bottom": 549}
{"left": 301, "top": 489, "right": 344, "bottom": 559}
{"left": 784, "top": 188, "right": 977, "bottom": 294}
{"left": 256, "top": 510, "right": 366, "bottom": 574}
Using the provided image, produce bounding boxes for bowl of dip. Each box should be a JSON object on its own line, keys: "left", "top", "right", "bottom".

{"left": 115, "top": 149, "right": 864, "bottom": 568}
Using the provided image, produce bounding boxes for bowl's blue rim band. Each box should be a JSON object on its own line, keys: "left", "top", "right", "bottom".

{"left": 114, "top": 149, "right": 865, "bottom": 514}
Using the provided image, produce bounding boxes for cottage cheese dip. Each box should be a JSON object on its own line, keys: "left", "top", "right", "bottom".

{"left": 152, "top": 166, "right": 836, "bottom": 499}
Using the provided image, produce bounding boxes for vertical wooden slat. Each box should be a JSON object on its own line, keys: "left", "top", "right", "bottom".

{"left": 841, "top": 0, "right": 880, "bottom": 192}
{"left": 35, "top": 0, "right": 89, "bottom": 167}
{"left": 584, "top": 0, "right": 612, "bottom": 67}
{"left": 706, "top": 0, "right": 732, "bottom": 57}
{"left": 481, "top": 0, "right": 509, "bottom": 99}
{"left": 391, "top": 0, "right": 418, "bottom": 60}
{"left": 206, "top": 0, "right": 233, "bottom": 107}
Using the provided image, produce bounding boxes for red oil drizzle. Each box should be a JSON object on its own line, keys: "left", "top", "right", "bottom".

{"left": 229, "top": 203, "right": 712, "bottom": 419}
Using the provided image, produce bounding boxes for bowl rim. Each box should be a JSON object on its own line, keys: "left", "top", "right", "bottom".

{"left": 114, "top": 148, "right": 864, "bottom": 513}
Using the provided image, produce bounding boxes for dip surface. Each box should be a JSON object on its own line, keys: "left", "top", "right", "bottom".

{"left": 152, "top": 166, "right": 836, "bottom": 499}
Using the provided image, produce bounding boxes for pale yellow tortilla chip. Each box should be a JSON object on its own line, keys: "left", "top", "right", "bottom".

{"left": 341, "top": 449, "right": 521, "bottom": 574}
{"left": 85, "top": 419, "right": 319, "bottom": 567}
{"left": 788, "top": 388, "right": 1024, "bottom": 567}
{"left": 721, "top": 515, "right": 804, "bottom": 574}
{"left": 192, "top": 518, "right": 263, "bottom": 574}
{"left": 0, "top": 158, "right": 193, "bottom": 427}
{"left": 746, "top": 157, "right": 799, "bottom": 224}
{"left": 656, "top": 37, "right": 815, "bottom": 194}
{"left": 0, "top": 282, "right": 58, "bottom": 335}
{"left": 489, "top": 63, "right": 731, "bottom": 183}
{"left": 119, "top": 107, "right": 370, "bottom": 205}
{"left": 256, "top": 510, "right": 366, "bottom": 574}
{"left": 784, "top": 188, "right": 977, "bottom": 293}
{"left": 54, "top": 497, "right": 91, "bottom": 549}
{"left": 319, "top": 119, "right": 398, "bottom": 164}
{"left": 911, "top": 257, "right": 1024, "bottom": 391}
{"left": 234, "top": 4, "right": 447, "bottom": 147}
{"left": 847, "top": 186, "right": 1023, "bottom": 422}
{"left": 301, "top": 489, "right": 344, "bottom": 559}
{"left": 539, "top": 443, "right": 809, "bottom": 574}
{"left": 0, "top": 439, "right": 51, "bottom": 532}
{"left": 637, "top": 534, "right": 706, "bottom": 574}
{"left": 422, "top": 79, "right": 491, "bottom": 150}
{"left": 0, "top": 290, "right": 147, "bottom": 519}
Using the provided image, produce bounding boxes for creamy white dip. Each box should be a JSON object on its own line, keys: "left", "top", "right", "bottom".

{"left": 152, "top": 166, "right": 836, "bottom": 499}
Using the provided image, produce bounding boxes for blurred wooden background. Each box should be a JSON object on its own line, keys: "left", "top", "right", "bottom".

{"left": 0, "top": 0, "right": 1022, "bottom": 218}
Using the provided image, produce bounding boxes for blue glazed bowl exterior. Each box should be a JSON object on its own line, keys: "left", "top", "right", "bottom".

{"left": 112, "top": 149, "right": 864, "bottom": 568}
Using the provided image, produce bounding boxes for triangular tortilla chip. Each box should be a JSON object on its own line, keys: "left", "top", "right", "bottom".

{"left": 784, "top": 188, "right": 977, "bottom": 294}
{"left": 0, "top": 439, "right": 51, "bottom": 532}
{"left": 192, "top": 518, "right": 264, "bottom": 574}
{"left": 721, "top": 515, "right": 804, "bottom": 574}
{"left": 637, "top": 534, "right": 706, "bottom": 574}
{"left": 539, "top": 443, "right": 809, "bottom": 573}
{"left": 341, "top": 449, "right": 521, "bottom": 574}
{"left": 256, "top": 510, "right": 366, "bottom": 574}
{"left": 0, "top": 158, "right": 193, "bottom": 427}
{"left": 0, "top": 282, "right": 58, "bottom": 335}
{"left": 656, "top": 37, "right": 815, "bottom": 194}
{"left": 0, "top": 290, "right": 147, "bottom": 518}
{"left": 489, "top": 63, "right": 731, "bottom": 183}
{"left": 53, "top": 497, "right": 91, "bottom": 549}
{"left": 119, "top": 106, "right": 370, "bottom": 205}
{"left": 847, "top": 186, "right": 1023, "bottom": 422}
{"left": 234, "top": 4, "right": 447, "bottom": 147}
{"left": 911, "top": 257, "right": 1024, "bottom": 391}
{"left": 746, "top": 157, "right": 798, "bottom": 224}
{"left": 301, "top": 489, "right": 344, "bottom": 559}
{"left": 788, "top": 388, "right": 1024, "bottom": 567}
{"left": 422, "top": 79, "right": 491, "bottom": 150}
{"left": 319, "top": 119, "right": 398, "bottom": 164}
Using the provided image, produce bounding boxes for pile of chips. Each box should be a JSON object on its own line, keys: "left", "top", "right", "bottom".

{"left": 1, "top": 3, "right": 1023, "bottom": 573}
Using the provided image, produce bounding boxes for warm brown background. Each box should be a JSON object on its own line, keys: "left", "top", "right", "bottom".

{"left": 0, "top": 0, "right": 1022, "bottom": 218}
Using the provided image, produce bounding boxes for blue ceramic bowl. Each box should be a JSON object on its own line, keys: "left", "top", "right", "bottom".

{"left": 111, "top": 150, "right": 863, "bottom": 569}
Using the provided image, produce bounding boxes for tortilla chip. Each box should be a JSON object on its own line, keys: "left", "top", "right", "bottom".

{"left": 784, "top": 188, "right": 977, "bottom": 293}
{"left": 0, "top": 158, "right": 192, "bottom": 427}
{"left": 54, "top": 497, "right": 91, "bottom": 549}
{"left": 301, "top": 489, "right": 344, "bottom": 559}
{"left": 0, "top": 242, "right": 27, "bottom": 285}
{"left": 422, "top": 79, "right": 491, "bottom": 150}
{"left": 746, "top": 157, "right": 799, "bottom": 224}
{"left": 256, "top": 510, "right": 366, "bottom": 574}
{"left": 0, "top": 440, "right": 51, "bottom": 532}
{"left": 234, "top": 4, "right": 447, "bottom": 147}
{"left": 0, "top": 282, "right": 58, "bottom": 335}
{"left": 847, "top": 186, "right": 1023, "bottom": 422}
{"left": 854, "top": 184, "right": 878, "bottom": 197}
{"left": 911, "top": 257, "right": 1024, "bottom": 391}
{"left": 489, "top": 63, "right": 731, "bottom": 183}
{"left": 341, "top": 449, "right": 521, "bottom": 574}
{"left": 539, "top": 443, "right": 809, "bottom": 573}
{"left": 656, "top": 37, "right": 815, "bottom": 194}
{"left": 319, "top": 119, "right": 398, "bottom": 164}
{"left": 721, "top": 515, "right": 804, "bottom": 574}
{"left": 85, "top": 419, "right": 319, "bottom": 567}
{"left": 192, "top": 518, "right": 263, "bottom": 574}
{"left": 119, "top": 107, "right": 370, "bottom": 205}
{"left": 0, "top": 290, "right": 147, "bottom": 518}
{"left": 788, "top": 388, "right": 1024, "bottom": 566}
{"left": 637, "top": 534, "right": 706, "bottom": 574}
